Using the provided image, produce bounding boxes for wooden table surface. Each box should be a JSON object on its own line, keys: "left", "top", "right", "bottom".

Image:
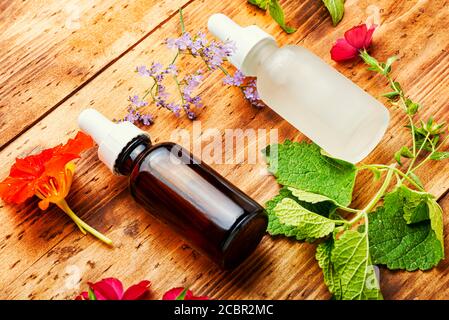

{"left": 1, "top": 0, "right": 448, "bottom": 300}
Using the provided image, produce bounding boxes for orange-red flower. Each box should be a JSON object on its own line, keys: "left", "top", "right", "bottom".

{"left": 0, "top": 132, "right": 112, "bottom": 245}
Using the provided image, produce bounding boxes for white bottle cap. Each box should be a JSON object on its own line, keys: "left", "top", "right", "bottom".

{"left": 208, "top": 13, "right": 274, "bottom": 74}
{"left": 78, "top": 108, "right": 147, "bottom": 173}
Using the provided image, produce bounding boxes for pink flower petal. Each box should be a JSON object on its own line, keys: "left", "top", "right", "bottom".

{"left": 75, "top": 292, "right": 89, "bottom": 300}
{"left": 344, "top": 24, "right": 369, "bottom": 49}
{"left": 363, "top": 24, "right": 377, "bottom": 48}
{"left": 330, "top": 38, "right": 358, "bottom": 62}
{"left": 163, "top": 287, "right": 184, "bottom": 300}
{"left": 90, "top": 278, "right": 124, "bottom": 300}
{"left": 122, "top": 280, "right": 151, "bottom": 300}
{"left": 185, "top": 293, "right": 209, "bottom": 300}
{"left": 163, "top": 287, "right": 209, "bottom": 300}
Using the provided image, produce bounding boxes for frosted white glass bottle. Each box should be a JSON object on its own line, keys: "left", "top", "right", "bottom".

{"left": 208, "top": 14, "right": 390, "bottom": 163}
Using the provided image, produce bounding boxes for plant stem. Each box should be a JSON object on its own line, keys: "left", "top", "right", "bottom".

{"left": 403, "top": 132, "right": 430, "bottom": 177}
{"left": 171, "top": 50, "right": 180, "bottom": 65}
{"left": 407, "top": 114, "right": 417, "bottom": 156}
{"left": 409, "top": 134, "right": 449, "bottom": 174}
{"left": 360, "top": 164, "right": 425, "bottom": 191}
{"left": 347, "top": 166, "right": 395, "bottom": 225}
{"left": 173, "top": 74, "right": 186, "bottom": 106}
{"left": 56, "top": 199, "right": 113, "bottom": 246}
{"left": 338, "top": 206, "right": 361, "bottom": 214}
{"left": 386, "top": 74, "right": 418, "bottom": 159}
{"left": 179, "top": 8, "right": 186, "bottom": 33}
{"left": 218, "top": 65, "right": 230, "bottom": 76}
{"left": 142, "top": 82, "right": 157, "bottom": 101}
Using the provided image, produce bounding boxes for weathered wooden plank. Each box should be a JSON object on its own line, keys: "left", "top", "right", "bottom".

{"left": 0, "top": 0, "right": 192, "bottom": 148}
{"left": 1, "top": 0, "right": 449, "bottom": 299}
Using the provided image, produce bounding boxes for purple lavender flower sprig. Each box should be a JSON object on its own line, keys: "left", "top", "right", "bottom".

{"left": 121, "top": 9, "right": 263, "bottom": 126}
{"left": 222, "top": 70, "right": 265, "bottom": 108}
{"left": 166, "top": 30, "right": 264, "bottom": 109}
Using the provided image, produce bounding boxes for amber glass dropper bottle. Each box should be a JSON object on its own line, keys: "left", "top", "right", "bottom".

{"left": 78, "top": 109, "right": 268, "bottom": 269}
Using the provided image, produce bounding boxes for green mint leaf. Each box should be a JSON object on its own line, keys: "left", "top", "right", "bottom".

{"left": 427, "top": 198, "right": 444, "bottom": 254}
{"left": 369, "top": 189, "right": 444, "bottom": 271}
{"left": 430, "top": 151, "right": 449, "bottom": 160}
{"left": 268, "top": 0, "right": 296, "bottom": 33}
{"left": 88, "top": 288, "right": 97, "bottom": 300}
{"left": 266, "top": 188, "right": 336, "bottom": 241}
{"left": 382, "top": 91, "right": 400, "bottom": 99}
{"left": 400, "top": 146, "right": 414, "bottom": 158}
{"left": 405, "top": 98, "right": 420, "bottom": 115}
{"left": 266, "top": 188, "right": 301, "bottom": 238}
{"left": 396, "top": 185, "right": 432, "bottom": 224}
{"left": 264, "top": 141, "right": 357, "bottom": 206}
{"left": 274, "top": 198, "right": 336, "bottom": 240}
{"left": 394, "top": 146, "right": 414, "bottom": 166}
{"left": 360, "top": 51, "right": 383, "bottom": 74}
{"left": 409, "top": 172, "right": 424, "bottom": 189}
{"left": 287, "top": 187, "right": 345, "bottom": 207}
{"left": 322, "top": 0, "right": 345, "bottom": 26}
{"left": 390, "top": 81, "right": 402, "bottom": 93}
{"left": 248, "top": 0, "right": 269, "bottom": 10}
{"left": 316, "top": 239, "right": 342, "bottom": 299}
{"left": 394, "top": 150, "right": 402, "bottom": 166}
{"left": 331, "top": 230, "right": 382, "bottom": 300}
{"left": 365, "top": 166, "right": 381, "bottom": 181}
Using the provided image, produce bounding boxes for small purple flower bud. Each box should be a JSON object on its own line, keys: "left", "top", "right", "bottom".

{"left": 136, "top": 65, "right": 150, "bottom": 77}
{"left": 165, "top": 64, "right": 178, "bottom": 75}
{"left": 129, "top": 95, "right": 148, "bottom": 108}
{"left": 140, "top": 113, "right": 154, "bottom": 126}
{"left": 223, "top": 70, "right": 245, "bottom": 86}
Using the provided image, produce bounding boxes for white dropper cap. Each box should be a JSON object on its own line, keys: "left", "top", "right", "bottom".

{"left": 208, "top": 13, "right": 274, "bottom": 75}
{"left": 78, "top": 108, "right": 146, "bottom": 173}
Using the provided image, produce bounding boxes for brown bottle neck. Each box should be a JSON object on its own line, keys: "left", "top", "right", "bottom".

{"left": 114, "top": 135, "right": 152, "bottom": 176}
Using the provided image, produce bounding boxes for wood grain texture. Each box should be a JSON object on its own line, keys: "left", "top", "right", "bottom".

{"left": 0, "top": 0, "right": 449, "bottom": 299}
{"left": 0, "top": 0, "right": 191, "bottom": 148}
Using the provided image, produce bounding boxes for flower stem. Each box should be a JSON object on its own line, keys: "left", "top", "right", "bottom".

{"left": 409, "top": 134, "right": 449, "bottom": 174}
{"left": 338, "top": 206, "right": 361, "bottom": 214}
{"left": 218, "top": 65, "right": 230, "bottom": 76}
{"left": 179, "top": 8, "right": 186, "bottom": 33}
{"left": 403, "top": 132, "right": 430, "bottom": 179}
{"left": 347, "top": 166, "right": 395, "bottom": 225}
{"left": 56, "top": 200, "right": 113, "bottom": 246}
{"left": 360, "top": 164, "right": 425, "bottom": 191}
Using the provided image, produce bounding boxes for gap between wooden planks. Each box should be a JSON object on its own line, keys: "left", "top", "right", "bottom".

{"left": 0, "top": 0, "right": 449, "bottom": 299}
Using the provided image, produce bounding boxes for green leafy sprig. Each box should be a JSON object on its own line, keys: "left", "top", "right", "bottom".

{"left": 248, "top": 0, "right": 296, "bottom": 33}
{"left": 264, "top": 51, "right": 448, "bottom": 300}
{"left": 248, "top": 0, "right": 345, "bottom": 32}
{"left": 322, "top": 0, "right": 345, "bottom": 26}
{"left": 360, "top": 50, "right": 449, "bottom": 175}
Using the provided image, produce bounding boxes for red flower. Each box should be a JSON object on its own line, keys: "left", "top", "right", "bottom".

{"left": 0, "top": 132, "right": 92, "bottom": 204}
{"left": 330, "top": 24, "right": 376, "bottom": 62}
{"left": 76, "top": 278, "right": 151, "bottom": 300}
{"left": 0, "top": 132, "right": 112, "bottom": 245}
{"left": 162, "top": 287, "right": 209, "bottom": 300}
